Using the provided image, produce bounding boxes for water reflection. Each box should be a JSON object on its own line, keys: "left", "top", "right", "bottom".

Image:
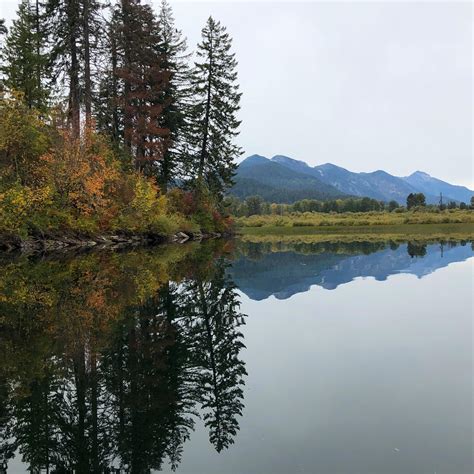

{"left": 0, "top": 238, "right": 472, "bottom": 472}
{"left": 0, "top": 242, "right": 246, "bottom": 472}
{"left": 230, "top": 240, "right": 473, "bottom": 299}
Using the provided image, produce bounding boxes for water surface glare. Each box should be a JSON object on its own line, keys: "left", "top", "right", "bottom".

{"left": 1, "top": 239, "right": 472, "bottom": 473}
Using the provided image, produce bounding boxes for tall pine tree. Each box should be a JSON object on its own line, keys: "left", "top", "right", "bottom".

{"left": 94, "top": 6, "right": 122, "bottom": 144}
{"left": 155, "top": 0, "right": 190, "bottom": 191}
{"left": 82, "top": 0, "right": 103, "bottom": 128}
{"left": 114, "top": 0, "right": 170, "bottom": 172}
{"left": 46, "top": 0, "right": 82, "bottom": 135}
{"left": 187, "top": 17, "right": 242, "bottom": 197}
{"left": 45, "top": 0, "right": 102, "bottom": 135}
{"left": 0, "top": 0, "right": 49, "bottom": 109}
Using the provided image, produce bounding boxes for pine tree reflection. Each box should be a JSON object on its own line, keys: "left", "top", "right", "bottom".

{"left": 0, "top": 247, "right": 246, "bottom": 472}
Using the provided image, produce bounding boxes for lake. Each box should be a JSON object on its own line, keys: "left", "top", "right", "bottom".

{"left": 1, "top": 238, "right": 472, "bottom": 473}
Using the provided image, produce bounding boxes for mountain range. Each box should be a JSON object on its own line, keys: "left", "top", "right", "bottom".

{"left": 230, "top": 154, "right": 473, "bottom": 204}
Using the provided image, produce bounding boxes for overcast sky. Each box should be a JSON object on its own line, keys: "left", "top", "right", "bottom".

{"left": 1, "top": 0, "right": 472, "bottom": 187}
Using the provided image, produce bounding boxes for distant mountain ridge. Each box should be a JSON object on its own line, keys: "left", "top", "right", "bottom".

{"left": 231, "top": 155, "right": 346, "bottom": 203}
{"left": 231, "top": 154, "right": 473, "bottom": 204}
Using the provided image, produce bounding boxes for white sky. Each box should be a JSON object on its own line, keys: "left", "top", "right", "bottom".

{"left": 1, "top": 0, "right": 472, "bottom": 188}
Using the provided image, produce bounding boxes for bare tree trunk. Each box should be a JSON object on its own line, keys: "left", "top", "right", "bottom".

{"left": 198, "top": 40, "right": 213, "bottom": 180}
{"left": 35, "top": 0, "right": 41, "bottom": 103}
{"left": 121, "top": 0, "right": 132, "bottom": 154}
{"left": 68, "top": 0, "right": 81, "bottom": 137}
{"left": 83, "top": 0, "right": 92, "bottom": 128}
{"left": 111, "top": 25, "right": 119, "bottom": 142}
{"left": 91, "top": 352, "right": 99, "bottom": 472}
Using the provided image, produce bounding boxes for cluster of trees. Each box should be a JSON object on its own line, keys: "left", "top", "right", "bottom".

{"left": 438, "top": 196, "right": 474, "bottom": 211}
{"left": 406, "top": 192, "right": 426, "bottom": 209}
{"left": 225, "top": 195, "right": 396, "bottom": 217}
{"left": 226, "top": 193, "right": 474, "bottom": 217}
{"left": 407, "top": 193, "right": 474, "bottom": 211}
{"left": 0, "top": 244, "right": 247, "bottom": 471}
{"left": 0, "top": 0, "right": 241, "bottom": 237}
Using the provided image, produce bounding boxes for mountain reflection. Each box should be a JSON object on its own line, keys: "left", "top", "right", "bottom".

{"left": 0, "top": 242, "right": 246, "bottom": 472}
{"left": 230, "top": 240, "right": 473, "bottom": 300}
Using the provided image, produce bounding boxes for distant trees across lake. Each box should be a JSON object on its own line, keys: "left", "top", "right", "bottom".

{"left": 225, "top": 194, "right": 474, "bottom": 217}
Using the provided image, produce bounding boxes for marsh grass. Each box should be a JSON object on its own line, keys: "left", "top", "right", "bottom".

{"left": 236, "top": 209, "right": 474, "bottom": 234}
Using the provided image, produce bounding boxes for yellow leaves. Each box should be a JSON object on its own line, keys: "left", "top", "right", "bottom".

{"left": 133, "top": 268, "right": 163, "bottom": 304}
{"left": 0, "top": 92, "right": 50, "bottom": 185}
{"left": 115, "top": 173, "right": 174, "bottom": 233}
{"left": 0, "top": 183, "right": 52, "bottom": 235}
{"left": 131, "top": 175, "right": 159, "bottom": 215}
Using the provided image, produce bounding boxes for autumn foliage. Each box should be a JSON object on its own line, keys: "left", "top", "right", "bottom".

{"left": 0, "top": 94, "right": 231, "bottom": 239}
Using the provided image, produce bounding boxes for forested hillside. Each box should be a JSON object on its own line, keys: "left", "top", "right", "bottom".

{"left": 231, "top": 155, "right": 346, "bottom": 202}
{"left": 232, "top": 154, "right": 473, "bottom": 204}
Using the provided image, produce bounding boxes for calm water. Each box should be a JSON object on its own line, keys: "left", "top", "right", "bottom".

{"left": 1, "top": 239, "right": 472, "bottom": 473}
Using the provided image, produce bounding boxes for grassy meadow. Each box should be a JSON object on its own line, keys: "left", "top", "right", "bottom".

{"left": 236, "top": 209, "right": 474, "bottom": 239}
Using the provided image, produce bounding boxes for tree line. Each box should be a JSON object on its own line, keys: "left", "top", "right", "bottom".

{"left": 226, "top": 195, "right": 394, "bottom": 217}
{"left": 0, "top": 0, "right": 241, "bottom": 238}
{"left": 406, "top": 193, "right": 473, "bottom": 211}
{"left": 226, "top": 194, "right": 474, "bottom": 217}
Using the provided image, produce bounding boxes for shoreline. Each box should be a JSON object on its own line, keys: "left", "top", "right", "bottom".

{"left": 0, "top": 230, "right": 228, "bottom": 253}
{"left": 2, "top": 222, "right": 473, "bottom": 254}
{"left": 237, "top": 222, "right": 474, "bottom": 237}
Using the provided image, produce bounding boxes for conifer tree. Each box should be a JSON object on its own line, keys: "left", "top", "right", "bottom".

{"left": 187, "top": 17, "right": 242, "bottom": 197}
{"left": 114, "top": 0, "right": 170, "bottom": 172}
{"left": 45, "top": 0, "right": 102, "bottom": 135}
{"left": 94, "top": 7, "right": 121, "bottom": 144}
{"left": 0, "top": 0, "right": 49, "bottom": 109}
{"left": 45, "top": 0, "right": 81, "bottom": 135}
{"left": 155, "top": 0, "right": 190, "bottom": 191}
{"left": 82, "top": 0, "right": 103, "bottom": 127}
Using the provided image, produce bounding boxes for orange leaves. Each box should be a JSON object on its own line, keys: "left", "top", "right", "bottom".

{"left": 37, "top": 127, "right": 120, "bottom": 224}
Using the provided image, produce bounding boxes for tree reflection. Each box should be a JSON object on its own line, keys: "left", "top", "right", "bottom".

{"left": 180, "top": 264, "right": 247, "bottom": 452}
{"left": 407, "top": 242, "right": 427, "bottom": 258}
{"left": 0, "top": 244, "right": 246, "bottom": 472}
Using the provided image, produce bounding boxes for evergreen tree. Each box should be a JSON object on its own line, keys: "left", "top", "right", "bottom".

{"left": 94, "top": 6, "right": 122, "bottom": 144}
{"left": 0, "top": 0, "right": 49, "bottom": 109}
{"left": 81, "top": 0, "right": 103, "bottom": 128}
{"left": 387, "top": 200, "right": 399, "bottom": 212}
{"left": 115, "top": 0, "right": 170, "bottom": 172}
{"left": 46, "top": 0, "right": 82, "bottom": 135}
{"left": 156, "top": 0, "right": 191, "bottom": 191}
{"left": 45, "top": 0, "right": 102, "bottom": 135}
{"left": 187, "top": 17, "right": 242, "bottom": 197}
